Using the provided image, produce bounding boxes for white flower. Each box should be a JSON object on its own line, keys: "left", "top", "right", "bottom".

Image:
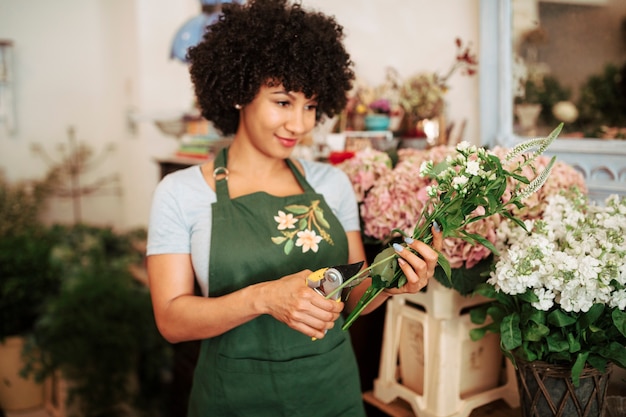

{"left": 295, "top": 229, "right": 323, "bottom": 253}
{"left": 532, "top": 288, "right": 555, "bottom": 311}
{"left": 419, "top": 161, "right": 432, "bottom": 177}
{"left": 456, "top": 141, "right": 471, "bottom": 151}
{"left": 274, "top": 210, "right": 297, "bottom": 230}
{"left": 493, "top": 191, "right": 626, "bottom": 313}
{"left": 452, "top": 175, "right": 468, "bottom": 189}
{"left": 465, "top": 160, "right": 481, "bottom": 176}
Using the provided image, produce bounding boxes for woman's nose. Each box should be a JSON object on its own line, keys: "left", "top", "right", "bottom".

{"left": 285, "top": 108, "right": 313, "bottom": 135}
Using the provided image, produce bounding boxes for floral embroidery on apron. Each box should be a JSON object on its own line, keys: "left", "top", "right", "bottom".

{"left": 271, "top": 200, "right": 334, "bottom": 255}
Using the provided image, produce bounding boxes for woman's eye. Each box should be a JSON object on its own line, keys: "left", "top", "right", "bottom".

{"left": 305, "top": 104, "right": 318, "bottom": 111}
{"left": 276, "top": 101, "right": 290, "bottom": 107}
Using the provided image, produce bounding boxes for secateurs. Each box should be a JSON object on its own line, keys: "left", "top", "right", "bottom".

{"left": 306, "top": 261, "right": 365, "bottom": 301}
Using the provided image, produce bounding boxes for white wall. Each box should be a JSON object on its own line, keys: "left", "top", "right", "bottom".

{"left": 0, "top": 0, "right": 480, "bottom": 229}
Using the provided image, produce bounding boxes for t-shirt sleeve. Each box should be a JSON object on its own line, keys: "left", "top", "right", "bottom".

{"left": 334, "top": 169, "right": 361, "bottom": 232}
{"left": 301, "top": 160, "right": 361, "bottom": 233}
{"left": 146, "top": 174, "right": 192, "bottom": 256}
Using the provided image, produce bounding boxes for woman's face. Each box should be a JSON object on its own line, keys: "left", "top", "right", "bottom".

{"left": 237, "top": 83, "right": 318, "bottom": 158}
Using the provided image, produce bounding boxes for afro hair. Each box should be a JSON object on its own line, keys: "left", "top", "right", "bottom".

{"left": 187, "top": 0, "right": 354, "bottom": 135}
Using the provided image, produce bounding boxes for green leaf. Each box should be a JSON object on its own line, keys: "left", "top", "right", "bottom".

{"left": 474, "top": 282, "right": 497, "bottom": 299}
{"left": 523, "top": 322, "right": 550, "bottom": 341}
{"left": 371, "top": 247, "right": 398, "bottom": 283}
{"left": 500, "top": 314, "right": 522, "bottom": 351}
{"left": 470, "top": 305, "right": 488, "bottom": 325}
{"left": 271, "top": 236, "right": 287, "bottom": 244}
{"left": 460, "top": 231, "right": 497, "bottom": 254}
{"left": 285, "top": 204, "right": 310, "bottom": 214}
{"left": 547, "top": 309, "right": 577, "bottom": 327}
{"left": 469, "top": 327, "right": 488, "bottom": 341}
{"left": 298, "top": 218, "right": 307, "bottom": 230}
{"left": 571, "top": 352, "right": 589, "bottom": 387}
{"left": 612, "top": 308, "right": 626, "bottom": 337}
{"left": 597, "top": 342, "right": 626, "bottom": 368}
{"left": 314, "top": 208, "right": 330, "bottom": 229}
{"left": 523, "top": 307, "right": 546, "bottom": 326}
{"left": 567, "top": 332, "right": 581, "bottom": 353}
{"left": 434, "top": 256, "right": 491, "bottom": 295}
{"left": 546, "top": 333, "right": 569, "bottom": 353}
{"left": 284, "top": 239, "right": 293, "bottom": 255}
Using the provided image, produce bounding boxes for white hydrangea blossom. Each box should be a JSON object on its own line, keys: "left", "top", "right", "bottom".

{"left": 490, "top": 191, "right": 626, "bottom": 312}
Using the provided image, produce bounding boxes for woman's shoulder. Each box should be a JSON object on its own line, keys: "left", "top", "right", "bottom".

{"left": 297, "top": 158, "right": 349, "bottom": 184}
{"left": 158, "top": 164, "right": 205, "bottom": 189}
{"left": 155, "top": 164, "right": 214, "bottom": 202}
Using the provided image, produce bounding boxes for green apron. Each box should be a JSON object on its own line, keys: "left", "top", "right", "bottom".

{"left": 188, "top": 148, "right": 366, "bottom": 417}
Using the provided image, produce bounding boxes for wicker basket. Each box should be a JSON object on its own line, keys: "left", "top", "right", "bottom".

{"left": 605, "top": 396, "right": 626, "bottom": 417}
{"left": 515, "top": 358, "right": 613, "bottom": 417}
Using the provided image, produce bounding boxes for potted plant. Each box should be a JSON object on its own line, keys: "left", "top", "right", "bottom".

{"left": 470, "top": 189, "right": 626, "bottom": 417}
{"left": 397, "top": 38, "right": 477, "bottom": 143}
{"left": 0, "top": 171, "right": 61, "bottom": 412}
{"left": 22, "top": 224, "right": 172, "bottom": 417}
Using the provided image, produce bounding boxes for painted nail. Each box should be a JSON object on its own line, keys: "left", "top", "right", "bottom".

{"left": 433, "top": 221, "right": 441, "bottom": 232}
{"left": 404, "top": 237, "right": 414, "bottom": 245}
{"left": 393, "top": 243, "right": 404, "bottom": 252}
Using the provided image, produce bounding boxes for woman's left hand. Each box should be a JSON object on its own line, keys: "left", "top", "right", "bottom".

{"left": 384, "top": 224, "right": 443, "bottom": 295}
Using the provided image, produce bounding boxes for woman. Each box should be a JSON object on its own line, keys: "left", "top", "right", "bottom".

{"left": 147, "top": 1, "right": 442, "bottom": 416}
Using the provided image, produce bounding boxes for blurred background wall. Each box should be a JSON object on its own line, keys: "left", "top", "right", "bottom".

{"left": 0, "top": 0, "right": 480, "bottom": 229}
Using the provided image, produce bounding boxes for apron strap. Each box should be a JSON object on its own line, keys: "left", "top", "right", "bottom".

{"left": 286, "top": 158, "right": 315, "bottom": 193}
{"left": 213, "top": 147, "right": 230, "bottom": 200}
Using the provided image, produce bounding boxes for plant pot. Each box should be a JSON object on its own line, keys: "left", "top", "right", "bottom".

{"left": 515, "top": 358, "right": 613, "bottom": 417}
{"left": 514, "top": 103, "right": 542, "bottom": 137}
{"left": 364, "top": 114, "right": 391, "bottom": 131}
{"left": 0, "top": 336, "right": 44, "bottom": 411}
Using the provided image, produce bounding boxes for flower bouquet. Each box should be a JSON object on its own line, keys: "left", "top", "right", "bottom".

{"left": 333, "top": 124, "right": 566, "bottom": 330}
{"left": 469, "top": 188, "right": 626, "bottom": 385}
{"left": 339, "top": 131, "right": 586, "bottom": 296}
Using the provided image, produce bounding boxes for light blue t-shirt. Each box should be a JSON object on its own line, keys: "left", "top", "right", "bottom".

{"left": 147, "top": 159, "right": 360, "bottom": 296}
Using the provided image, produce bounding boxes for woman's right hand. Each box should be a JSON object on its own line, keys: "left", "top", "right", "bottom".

{"left": 258, "top": 270, "right": 344, "bottom": 340}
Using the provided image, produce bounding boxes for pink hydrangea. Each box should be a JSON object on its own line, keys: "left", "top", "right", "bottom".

{"left": 360, "top": 146, "right": 455, "bottom": 241}
{"left": 338, "top": 148, "right": 393, "bottom": 202}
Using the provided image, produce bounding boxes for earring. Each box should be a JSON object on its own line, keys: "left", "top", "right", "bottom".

{"left": 234, "top": 104, "right": 242, "bottom": 110}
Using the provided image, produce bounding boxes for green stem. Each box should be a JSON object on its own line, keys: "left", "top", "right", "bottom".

{"left": 325, "top": 252, "right": 398, "bottom": 300}
{"left": 342, "top": 287, "right": 386, "bottom": 330}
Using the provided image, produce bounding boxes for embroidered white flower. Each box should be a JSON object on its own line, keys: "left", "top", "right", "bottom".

{"left": 274, "top": 210, "right": 297, "bottom": 230}
{"left": 295, "top": 229, "right": 323, "bottom": 253}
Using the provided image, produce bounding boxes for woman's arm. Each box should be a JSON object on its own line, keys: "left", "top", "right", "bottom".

{"left": 147, "top": 253, "right": 344, "bottom": 343}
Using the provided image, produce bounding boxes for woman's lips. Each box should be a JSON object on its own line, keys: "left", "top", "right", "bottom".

{"left": 276, "top": 135, "right": 298, "bottom": 148}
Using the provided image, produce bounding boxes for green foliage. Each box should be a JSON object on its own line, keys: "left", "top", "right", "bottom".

{"left": 22, "top": 224, "right": 171, "bottom": 417}
{"left": 0, "top": 171, "right": 62, "bottom": 339}
{"left": 0, "top": 230, "right": 61, "bottom": 339}
{"left": 575, "top": 63, "right": 626, "bottom": 135}
{"left": 434, "top": 255, "right": 493, "bottom": 296}
{"left": 470, "top": 283, "right": 626, "bottom": 386}
{"left": 515, "top": 76, "right": 572, "bottom": 129}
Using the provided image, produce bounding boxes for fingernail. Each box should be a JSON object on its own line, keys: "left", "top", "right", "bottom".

{"left": 393, "top": 243, "right": 404, "bottom": 252}
{"left": 433, "top": 221, "right": 441, "bottom": 232}
{"left": 404, "top": 237, "right": 414, "bottom": 245}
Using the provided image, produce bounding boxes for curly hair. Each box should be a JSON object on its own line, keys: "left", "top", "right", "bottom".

{"left": 187, "top": 0, "right": 354, "bottom": 135}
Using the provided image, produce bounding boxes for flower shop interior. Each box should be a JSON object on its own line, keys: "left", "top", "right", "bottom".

{"left": 1, "top": 0, "right": 626, "bottom": 417}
